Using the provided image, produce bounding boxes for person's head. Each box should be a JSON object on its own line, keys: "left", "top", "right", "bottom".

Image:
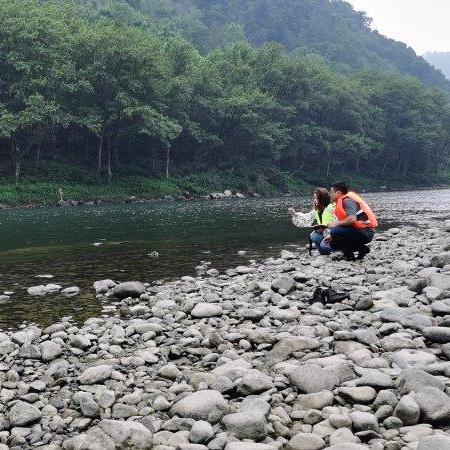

{"left": 313, "top": 187, "right": 331, "bottom": 212}
{"left": 330, "top": 181, "right": 348, "bottom": 202}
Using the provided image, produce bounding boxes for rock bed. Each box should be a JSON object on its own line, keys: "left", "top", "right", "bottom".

{"left": 0, "top": 219, "right": 450, "bottom": 449}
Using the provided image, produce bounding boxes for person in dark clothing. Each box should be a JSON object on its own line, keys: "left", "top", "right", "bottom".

{"left": 319, "top": 182, "right": 377, "bottom": 261}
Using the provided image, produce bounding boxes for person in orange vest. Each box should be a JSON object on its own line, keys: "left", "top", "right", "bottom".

{"left": 319, "top": 181, "right": 377, "bottom": 261}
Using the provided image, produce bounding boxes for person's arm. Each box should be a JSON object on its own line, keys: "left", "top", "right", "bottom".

{"left": 328, "top": 198, "right": 358, "bottom": 228}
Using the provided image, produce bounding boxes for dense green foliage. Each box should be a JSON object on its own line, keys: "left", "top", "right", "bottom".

{"left": 104, "top": 0, "right": 450, "bottom": 90}
{"left": 424, "top": 52, "right": 450, "bottom": 81}
{"left": 0, "top": 0, "right": 449, "bottom": 204}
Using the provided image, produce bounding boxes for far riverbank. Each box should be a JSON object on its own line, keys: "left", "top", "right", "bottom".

{"left": 0, "top": 171, "right": 448, "bottom": 209}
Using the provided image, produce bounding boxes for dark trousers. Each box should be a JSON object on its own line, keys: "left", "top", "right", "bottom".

{"left": 331, "top": 226, "right": 372, "bottom": 254}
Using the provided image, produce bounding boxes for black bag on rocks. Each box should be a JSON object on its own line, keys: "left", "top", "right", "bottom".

{"left": 312, "top": 287, "right": 350, "bottom": 304}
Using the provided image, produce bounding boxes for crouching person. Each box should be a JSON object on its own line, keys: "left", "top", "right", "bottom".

{"left": 320, "top": 182, "right": 377, "bottom": 261}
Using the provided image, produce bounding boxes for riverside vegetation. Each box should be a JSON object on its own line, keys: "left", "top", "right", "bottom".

{"left": 1, "top": 0, "right": 450, "bottom": 205}
{"left": 0, "top": 193, "right": 449, "bottom": 449}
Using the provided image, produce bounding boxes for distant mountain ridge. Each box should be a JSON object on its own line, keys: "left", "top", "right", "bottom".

{"left": 423, "top": 52, "right": 450, "bottom": 81}
{"left": 110, "top": 0, "right": 450, "bottom": 90}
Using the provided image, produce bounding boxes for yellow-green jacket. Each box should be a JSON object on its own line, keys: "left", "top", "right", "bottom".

{"left": 314, "top": 203, "right": 334, "bottom": 226}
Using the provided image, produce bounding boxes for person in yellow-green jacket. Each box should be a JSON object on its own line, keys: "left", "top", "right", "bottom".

{"left": 309, "top": 187, "right": 334, "bottom": 254}
{"left": 289, "top": 188, "right": 334, "bottom": 254}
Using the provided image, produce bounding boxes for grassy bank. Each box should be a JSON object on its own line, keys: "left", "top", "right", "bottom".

{"left": 0, "top": 173, "right": 303, "bottom": 206}
{"left": 0, "top": 170, "right": 448, "bottom": 207}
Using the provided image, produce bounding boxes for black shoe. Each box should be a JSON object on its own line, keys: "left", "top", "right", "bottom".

{"left": 325, "top": 288, "right": 350, "bottom": 304}
{"left": 343, "top": 251, "right": 356, "bottom": 261}
{"left": 312, "top": 287, "right": 327, "bottom": 304}
{"left": 357, "top": 245, "right": 371, "bottom": 260}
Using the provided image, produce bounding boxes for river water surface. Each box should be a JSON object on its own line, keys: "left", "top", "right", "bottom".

{"left": 0, "top": 189, "right": 449, "bottom": 328}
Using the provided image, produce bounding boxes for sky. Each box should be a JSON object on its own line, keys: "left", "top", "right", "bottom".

{"left": 346, "top": 0, "right": 450, "bottom": 55}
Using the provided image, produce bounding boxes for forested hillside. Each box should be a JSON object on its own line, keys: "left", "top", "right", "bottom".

{"left": 0, "top": 0, "right": 449, "bottom": 204}
{"left": 102, "top": 0, "right": 450, "bottom": 91}
{"left": 424, "top": 52, "right": 450, "bottom": 81}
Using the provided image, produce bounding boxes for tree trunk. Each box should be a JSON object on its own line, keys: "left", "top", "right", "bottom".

{"left": 15, "top": 159, "right": 20, "bottom": 183}
{"left": 114, "top": 146, "right": 119, "bottom": 167}
{"left": 165, "top": 147, "right": 170, "bottom": 179}
{"left": 106, "top": 142, "right": 112, "bottom": 183}
{"left": 84, "top": 130, "right": 89, "bottom": 162}
{"left": 356, "top": 154, "right": 361, "bottom": 174}
{"left": 35, "top": 145, "right": 41, "bottom": 171}
{"left": 381, "top": 161, "right": 386, "bottom": 180}
{"left": 12, "top": 143, "right": 21, "bottom": 183}
{"left": 403, "top": 160, "right": 408, "bottom": 176}
{"left": 326, "top": 158, "right": 331, "bottom": 178}
{"left": 97, "top": 135, "right": 103, "bottom": 176}
{"left": 35, "top": 126, "right": 41, "bottom": 170}
{"left": 394, "top": 158, "right": 402, "bottom": 179}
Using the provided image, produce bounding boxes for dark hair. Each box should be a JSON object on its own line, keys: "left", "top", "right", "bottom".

{"left": 314, "top": 187, "right": 331, "bottom": 213}
{"left": 331, "top": 181, "right": 348, "bottom": 194}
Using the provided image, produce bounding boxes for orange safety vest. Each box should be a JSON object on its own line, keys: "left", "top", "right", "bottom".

{"left": 334, "top": 191, "right": 378, "bottom": 230}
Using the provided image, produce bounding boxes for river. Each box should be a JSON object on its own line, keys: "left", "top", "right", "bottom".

{"left": 0, "top": 188, "right": 449, "bottom": 328}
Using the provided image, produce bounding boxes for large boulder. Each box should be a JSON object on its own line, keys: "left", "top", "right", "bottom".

{"left": 265, "top": 337, "right": 320, "bottom": 365}
{"left": 238, "top": 369, "right": 273, "bottom": 395}
{"left": 112, "top": 282, "right": 145, "bottom": 298}
{"left": 12, "top": 326, "right": 41, "bottom": 345}
{"left": 9, "top": 401, "right": 42, "bottom": 426}
{"left": 97, "top": 420, "right": 153, "bottom": 448}
{"left": 393, "top": 395, "right": 420, "bottom": 425}
{"left": 294, "top": 391, "right": 334, "bottom": 411}
{"left": 271, "top": 276, "right": 296, "bottom": 295}
{"left": 423, "top": 327, "right": 450, "bottom": 343}
{"left": 0, "top": 339, "right": 14, "bottom": 355}
{"left": 170, "top": 390, "right": 229, "bottom": 423}
{"left": 417, "top": 435, "right": 450, "bottom": 450}
{"left": 415, "top": 387, "right": 450, "bottom": 423}
{"left": 40, "top": 341, "right": 62, "bottom": 362}
{"left": 337, "top": 387, "right": 376, "bottom": 404}
{"left": 63, "top": 419, "right": 152, "bottom": 450}
{"left": 349, "top": 411, "right": 379, "bottom": 432}
{"left": 189, "top": 421, "right": 214, "bottom": 444}
{"left": 389, "top": 349, "right": 437, "bottom": 368}
{"left": 431, "top": 299, "right": 450, "bottom": 315}
{"left": 78, "top": 365, "right": 113, "bottom": 385}
{"left": 287, "top": 433, "right": 326, "bottom": 450}
{"left": 63, "top": 428, "right": 115, "bottom": 450}
{"left": 429, "top": 274, "right": 450, "bottom": 292}
{"left": 93, "top": 279, "right": 116, "bottom": 294}
{"left": 212, "top": 359, "right": 252, "bottom": 381}
{"left": 27, "top": 285, "right": 47, "bottom": 296}
{"left": 286, "top": 364, "right": 338, "bottom": 393}
{"left": 395, "top": 368, "right": 445, "bottom": 395}
{"left": 431, "top": 252, "right": 450, "bottom": 268}
{"left": 222, "top": 412, "right": 267, "bottom": 440}
{"left": 373, "top": 287, "right": 416, "bottom": 306}
{"left": 191, "top": 303, "right": 223, "bottom": 318}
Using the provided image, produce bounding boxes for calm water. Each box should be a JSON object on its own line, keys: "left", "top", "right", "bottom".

{"left": 0, "top": 189, "right": 449, "bottom": 328}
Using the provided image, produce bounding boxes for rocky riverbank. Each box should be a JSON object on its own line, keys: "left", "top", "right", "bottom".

{"left": 0, "top": 190, "right": 255, "bottom": 210}
{"left": 0, "top": 217, "right": 450, "bottom": 449}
